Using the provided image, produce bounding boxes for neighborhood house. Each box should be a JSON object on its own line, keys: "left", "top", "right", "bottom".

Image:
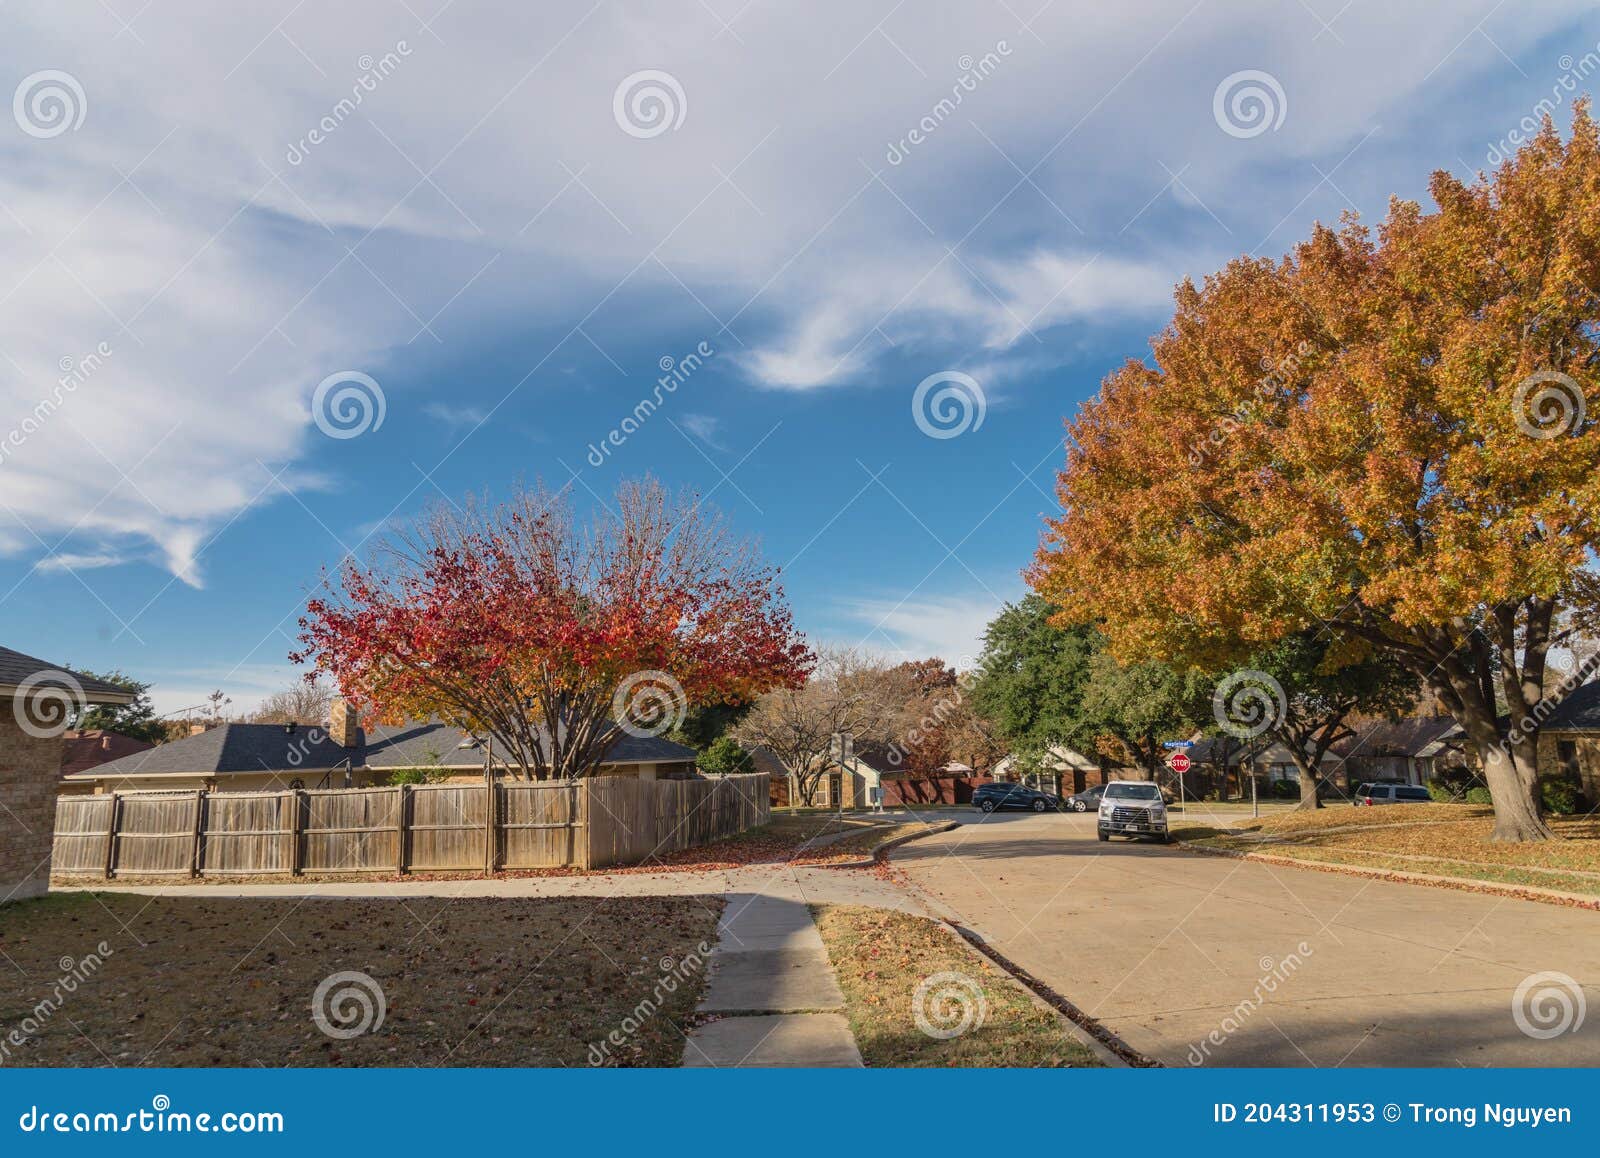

{"left": 63, "top": 699, "right": 698, "bottom": 793}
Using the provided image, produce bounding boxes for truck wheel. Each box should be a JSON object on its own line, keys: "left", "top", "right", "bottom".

{"left": 1097, "top": 830, "right": 1109, "bottom": 842}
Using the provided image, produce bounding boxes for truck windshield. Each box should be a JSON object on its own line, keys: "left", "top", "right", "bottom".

{"left": 1104, "top": 783, "right": 1161, "bottom": 800}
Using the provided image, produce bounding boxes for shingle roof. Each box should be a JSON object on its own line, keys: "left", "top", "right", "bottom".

{"left": 0, "top": 645, "right": 135, "bottom": 702}
{"left": 1331, "top": 716, "right": 1462, "bottom": 758}
{"left": 1541, "top": 681, "right": 1600, "bottom": 731}
{"left": 361, "top": 722, "right": 695, "bottom": 769}
{"left": 747, "top": 746, "right": 792, "bottom": 779}
{"left": 61, "top": 730, "right": 156, "bottom": 777}
{"left": 67, "top": 723, "right": 357, "bottom": 779}
{"left": 72, "top": 719, "right": 696, "bottom": 780}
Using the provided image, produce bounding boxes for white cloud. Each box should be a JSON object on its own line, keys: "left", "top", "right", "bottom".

{"left": 422, "top": 401, "right": 491, "bottom": 429}
{"left": 36, "top": 551, "right": 126, "bottom": 572}
{"left": 735, "top": 247, "right": 1182, "bottom": 388}
{"left": 838, "top": 591, "right": 1017, "bottom": 670}
{"left": 143, "top": 661, "right": 305, "bottom": 718}
{"left": 678, "top": 413, "right": 726, "bottom": 449}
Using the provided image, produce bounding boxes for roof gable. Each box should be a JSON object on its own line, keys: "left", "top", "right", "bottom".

{"left": 1542, "top": 681, "right": 1600, "bottom": 731}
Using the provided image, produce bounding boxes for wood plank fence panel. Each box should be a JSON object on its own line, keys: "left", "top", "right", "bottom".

{"left": 499, "top": 782, "right": 583, "bottom": 869}
{"left": 50, "top": 772, "right": 769, "bottom": 878}
{"left": 111, "top": 792, "right": 199, "bottom": 876}
{"left": 203, "top": 792, "right": 295, "bottom": 876}
{"left": 407, "top": 784, "right": 487, "bottom": 871}
{"left": 302, "top": 787, "right": 402, "bottom": 873}
{"left": 586, "top": 773, "right": 768, "bottom": 869}
{"left": 51, "top": 795, "right": 115, "bottom": 875}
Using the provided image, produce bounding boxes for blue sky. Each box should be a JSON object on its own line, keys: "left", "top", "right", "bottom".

{"left": 2, "top": 1, "right": 1598, "bottom": 714}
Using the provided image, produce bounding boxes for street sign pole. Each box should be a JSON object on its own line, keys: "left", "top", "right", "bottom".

{"left": 1167, "top": 749, "right": 1192, "bottom": 814}
{"left": 830, "top": 731, "right": 854, "bottom": 822}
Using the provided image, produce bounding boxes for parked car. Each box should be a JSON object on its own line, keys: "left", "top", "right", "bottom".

{"left": 1064, "top": 784, "right": 1106, "bottom": 812}
{"left": 1354, "top": 782, "right": 1433, "bottom": 806}
{"left": 1097, "top": 780, "right": 1171, "bottom": 843}
{"left": 973, "top": 783, "right": 1061, "bottom": 813}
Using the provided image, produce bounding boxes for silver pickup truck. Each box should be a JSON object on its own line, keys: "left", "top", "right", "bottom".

{"left": 1096, "top": 780, "right": 1172, "bottom": 843}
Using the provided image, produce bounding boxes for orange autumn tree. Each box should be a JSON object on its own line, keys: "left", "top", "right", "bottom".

{"left": 1031, "top": 105, "right": 1600, "bottom": 842}
{"left": 293, "top": 477, "right": 814, "bottom": 779}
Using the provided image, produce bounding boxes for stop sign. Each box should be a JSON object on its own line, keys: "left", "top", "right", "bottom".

{"left": 1169, "top": 752, "right": 1192, "bottom": 774}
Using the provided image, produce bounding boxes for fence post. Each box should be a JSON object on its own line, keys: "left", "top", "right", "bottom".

{"left": 578, "top": 780, "right": 591, "bottom": 871}
{"left": 483, "top": 778, "right": 496, "bottom": 875}
{"left": 102, "top": 792, "right": 121, "bottom": 880}
{"left": 396, "top": 784, "right": 410, "bottom": 874}
{"left": 190, "top": 790, "right": 206, "bottom": 878}
{"left": 291, "top": 789, "right": 306, "bottom": 876}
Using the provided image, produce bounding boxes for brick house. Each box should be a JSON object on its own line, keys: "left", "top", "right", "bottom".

{"left": 1536, "top": 680, "right": 1600, "bottom": 803}
{"left": 1, "top": 646, "right": 134, "bottom": 903}
{"left": 991, "top": 745, "right": 1124, "bottom": 796}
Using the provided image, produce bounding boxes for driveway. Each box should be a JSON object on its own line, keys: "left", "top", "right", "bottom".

{"left": 892, "top": 811, "right": 1600, "bottom": 1067}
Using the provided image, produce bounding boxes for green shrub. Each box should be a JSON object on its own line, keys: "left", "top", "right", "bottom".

{"left": 1432, "top": 765, "right": 1479, "bottom": 796}
{"left": 1426, "top": 781, "right": 1458, "bottom": 803}
{"left": 385, "top": 767, "right": 446, "bottom": 785}
{"left": 697, "top": 735, "right": 754, "bottom": 776}
{"left": 1540, "top": 776, "right": 1584, "bottom": 815}
{"left": 1269, "top": 779, "right": 1300, "bottom": 799}
{"left": 1463, "top": 786, "right": 1493, "bottom": 805}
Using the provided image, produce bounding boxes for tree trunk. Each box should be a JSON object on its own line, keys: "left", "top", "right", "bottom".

{"left": 1449, "top": 694, "right": 1553, "bottom": 842}
{"left": 1286, "top": 752, "right": 1322, "bottom": 810}
{"left": 1481, "top": 740, "right": 1552, "bottom": 842}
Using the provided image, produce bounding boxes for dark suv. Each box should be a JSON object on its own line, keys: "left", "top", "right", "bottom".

{"left": 974, "top": 783, "right": 1061, "bottom": 813}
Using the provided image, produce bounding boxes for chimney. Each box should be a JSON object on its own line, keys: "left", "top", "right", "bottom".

{"left": 329, "top": 698, "right": 361, "bottom": 748}
{"left": 188, "top": 722, "right": 207, "bottom": 737}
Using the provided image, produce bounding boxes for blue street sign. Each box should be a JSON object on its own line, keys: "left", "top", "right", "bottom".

{"left": 1162, "top": 740, "right": 1195, "bottom": 749}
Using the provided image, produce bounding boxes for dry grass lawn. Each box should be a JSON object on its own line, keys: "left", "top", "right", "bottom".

{"left": 812, "top": 904, "right": 1101, "bottom": 1068}
{"left": 1175, "top": 803, "right": 1600, "bottom": 896}
{"left": 0, "top": 891, "right": 719, "bottom": 1067}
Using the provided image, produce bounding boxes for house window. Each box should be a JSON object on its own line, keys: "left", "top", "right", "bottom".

{"left": 1558, "top": 740, "right": 1580, "bottom": 778}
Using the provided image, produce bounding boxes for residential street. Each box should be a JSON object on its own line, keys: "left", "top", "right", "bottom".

{"left": 892, "top": 812, "right": 1600, "bottom": 1067}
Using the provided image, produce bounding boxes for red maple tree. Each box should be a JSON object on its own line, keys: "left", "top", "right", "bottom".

{"left": 292, "top": 478, "right": 814, "bottom": 778}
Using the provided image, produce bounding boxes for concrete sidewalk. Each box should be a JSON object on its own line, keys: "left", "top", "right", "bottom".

{"left": 681, "top": 890, "right": 861, "bottom": 1068}
{"left": 64, "top": 861, "right": 924, "bottom": 909}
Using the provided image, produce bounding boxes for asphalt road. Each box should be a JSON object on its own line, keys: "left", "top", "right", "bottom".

{"left": 892, "top": 811, "right": 1600, "bottom": 1067}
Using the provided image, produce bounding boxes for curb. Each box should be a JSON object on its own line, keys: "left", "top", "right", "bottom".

{"left": 933, "top": 918, "right": 1136, "bottom": 1068}
{"left": 1176, "top": 840, "right": 1600, "bottom": 912}
{"left": 815, "top": 820, "right": 962, "bottom": 869}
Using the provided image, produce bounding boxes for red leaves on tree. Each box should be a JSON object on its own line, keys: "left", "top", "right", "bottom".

{"left": 291, "top": 478, "right": 814, "bottom": 778}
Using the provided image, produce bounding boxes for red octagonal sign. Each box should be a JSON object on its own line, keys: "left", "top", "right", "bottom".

{"left": 1169, "top": 752, "right": 1192, "bottom": 774}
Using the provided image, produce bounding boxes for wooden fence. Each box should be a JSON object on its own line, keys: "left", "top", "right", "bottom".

{"left": 52, "top": 773, "right": 768, "bottom": 879}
